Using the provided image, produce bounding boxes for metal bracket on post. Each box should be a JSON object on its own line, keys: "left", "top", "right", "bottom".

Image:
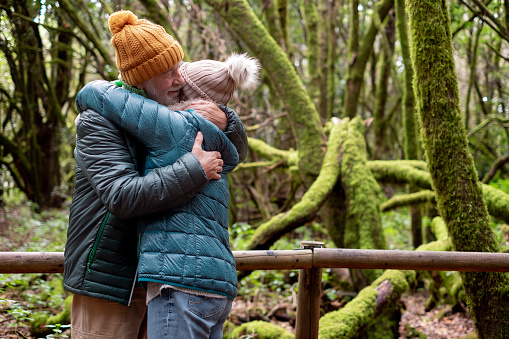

{"left": 295, "top": 241, "right": 325, "bottom": 339}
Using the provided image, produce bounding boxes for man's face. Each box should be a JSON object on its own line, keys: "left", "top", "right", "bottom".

{"left": 137, "top": 61, "right": 185, "bottom": 106}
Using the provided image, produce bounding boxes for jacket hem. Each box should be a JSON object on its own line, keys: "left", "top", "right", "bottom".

{"left": 138, "top": 278, "right": 235, "bottom": 300}
{"left": 63, "top": 284, "right": 131, "bottom": 306}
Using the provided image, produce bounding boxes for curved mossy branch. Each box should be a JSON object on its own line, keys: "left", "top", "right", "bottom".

{"left": 367, "top": 159, "right": 427, "bottom": 171}
{"left": 246, "top": 137, "right": 296, "bottom": 166}
{"left": 482, "top": 184, "right": 509, "bottom": 223}
{"left": 380, "top": 190, "right": 435, "bottom": 212}
{"left": 244, "top": 120, "right": 343, "bottom": 251}
{"left": 235, "top": 161, "right": 283, "bottom": 170}
{"left": 416, "top": 216, "right": 451, "bottom": 251}
{"left": 407, "top": 0, "right": 509, "bottom": 333}
{"left": 204, "top": 0, "right": 325, "bottom": 184}
{"left": 370, "top": 162, "right": 509, "bottom": 223}
{"left": 318, "top": 270, "right": 415, "bottom": 339}
{"left": 367, "top": 162, "right": 433, "bottom": 190}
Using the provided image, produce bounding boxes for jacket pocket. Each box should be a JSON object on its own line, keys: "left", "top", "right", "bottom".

{"left": 86, "top": 211, "right": 110, "bottom": 273}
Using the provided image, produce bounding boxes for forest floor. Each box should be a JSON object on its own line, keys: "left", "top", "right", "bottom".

{"left": 228, "top": 289, "right": 475, "bottom": 339}
{"left": 0, "top": 288, "right": 475, "bottom": 338}
{"left": 0, "top": 203, "right": 475, "bottom": 338}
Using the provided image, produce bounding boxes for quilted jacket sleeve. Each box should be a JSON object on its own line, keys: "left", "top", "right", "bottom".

{"left": 220, "top": 105, "right": 248, "bottom": 164}
{"left": 74, "top": 109, "right": 208, "bottom": 219}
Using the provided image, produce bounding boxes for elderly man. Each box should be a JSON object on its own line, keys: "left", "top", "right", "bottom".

{"left": 64, "top": 10, "right": 247, "bottom": 339}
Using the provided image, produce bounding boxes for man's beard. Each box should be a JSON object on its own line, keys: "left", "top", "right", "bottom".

{"left": 143, "top": 82, "right": 182, "bottom": 106}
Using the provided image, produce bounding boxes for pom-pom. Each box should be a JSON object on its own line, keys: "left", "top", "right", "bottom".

{"left": 226, "top": 53, "right": 260, "bottom": 89}
{"left": 108, "top": 10, "right": 138, "bottom": 35}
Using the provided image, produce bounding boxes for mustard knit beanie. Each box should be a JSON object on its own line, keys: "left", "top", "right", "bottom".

{"left": 108, "top": 10, "right": 184, "bottom": 86}
{"left": 180, "top": 53, "right": 260, "bottom": 105}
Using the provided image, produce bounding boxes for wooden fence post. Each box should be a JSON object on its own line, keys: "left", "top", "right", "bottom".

{"left": 295, "top": 241, "right": 325, "bottom": 339}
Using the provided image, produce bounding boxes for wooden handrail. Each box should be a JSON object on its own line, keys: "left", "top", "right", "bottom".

{"left": 1, "top": 248, "right": 509, "bottom": 273}
{"left": 2, "top": 248, "right": 509, "bottom": 339}
{"left": 313, "top": 248, "right": 509, "bottom": 272}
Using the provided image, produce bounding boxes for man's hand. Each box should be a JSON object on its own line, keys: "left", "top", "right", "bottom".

{"left": 192, "top": 132, "right": 223, "bottom": 180}
{"left": 188, "top": 100, "right": 227, "bottom": 131}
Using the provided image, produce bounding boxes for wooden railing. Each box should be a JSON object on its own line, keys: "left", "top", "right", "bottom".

{"left": 2, "top": 243, "right": 509, "bottom": 338}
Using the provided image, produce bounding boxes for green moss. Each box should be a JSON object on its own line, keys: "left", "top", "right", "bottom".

{"left": 363, "top": 306, "right": 400, "bottom": 339}
{"left": 403, "top": 324, "right": 427, "bottom": 338}
{"left": 226, "top": 320, "right": 294, "bottom": 339}
{"left": 459, "top": 332, "right": 478, "bottom": 339}
{"left": 319, "top": 287, "right": 378, "bottom": 338}
{"left": 482, "top": 185, "right": 509, "bottom": 224}
{"left": 318, "top": 270, "right": 410, "bottom": 338}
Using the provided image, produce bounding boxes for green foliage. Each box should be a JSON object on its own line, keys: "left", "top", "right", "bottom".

{"left": 0, "top": 189, "right": 69, "bottom": 252}
{"left": 488, "top": 178, "right": 509, "bottom": 194}
{"left": 2, "top": 298, "right": 33, "bottom": 329}
{"left": 382, "top": 208, "right": 413, "bottom": 250}
{"left": 238, "top": 269, "right": 295, "bottom": 297}
{"left": 382, "top": 207, "right": 433, "bottom": 250}
{"left": 0, "top": 273, "right": 69, "bottom": 336}
{"left": 230, "top": 221, "right": 255, "bottom": 250}
{"left": 0, "top": 197, "right": 69, "bottom": 336}
{"left": 44, "top": 323, "right": 71, "bottom": 338}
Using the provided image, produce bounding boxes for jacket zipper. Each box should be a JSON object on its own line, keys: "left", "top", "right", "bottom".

{"left": 86, "top": 211, "right": 110, "bottom": 273}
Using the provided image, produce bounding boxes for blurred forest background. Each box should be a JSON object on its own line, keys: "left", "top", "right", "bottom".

{"left": 1, "top": 0, "right": 509, "bottom": 337}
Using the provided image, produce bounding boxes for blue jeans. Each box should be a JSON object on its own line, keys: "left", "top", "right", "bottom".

{"left": 147, "top": 288, "right": 233, "bottom": 339}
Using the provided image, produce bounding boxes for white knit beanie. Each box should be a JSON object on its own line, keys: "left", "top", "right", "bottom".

{"left": 180, "top": 53, "right": 260, "bottom": 105}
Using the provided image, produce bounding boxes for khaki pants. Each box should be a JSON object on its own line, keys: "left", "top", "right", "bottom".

{"left": 71, "top": 286, "right": 147, "bottom": 339}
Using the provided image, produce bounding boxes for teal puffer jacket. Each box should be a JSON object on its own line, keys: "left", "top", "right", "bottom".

{"left": 76, "top": 80, "right": 242, "bottom": 299}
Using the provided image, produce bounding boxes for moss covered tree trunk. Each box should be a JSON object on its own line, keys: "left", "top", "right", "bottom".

{"left": 263, "top": 0, "right": 288, "bottom": 53}
{"left": 317, "top": 0, "right": 330, "bottom": 120}
{"left": 407, "top": 0, "right": 509, "bottom": 336}
{"left": 343, "top": 0, "right": 394, "bottom": 118}
{"left": 326, "top": 1, "right": 339, "bottom": 118}
{"left": 302, "top": 0, "right": 320, "bottom": 104}
{"left": 395, "top": 0, "right": 423, "bottom": 248}
{"left": 325, "top": 118, "right": 387, "bottom": 288}
{"left": 204, "top": 0, "right": 325, "bottom": 185}
{"left": 373, "top": 10, "right": 396, "bottom": 160}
